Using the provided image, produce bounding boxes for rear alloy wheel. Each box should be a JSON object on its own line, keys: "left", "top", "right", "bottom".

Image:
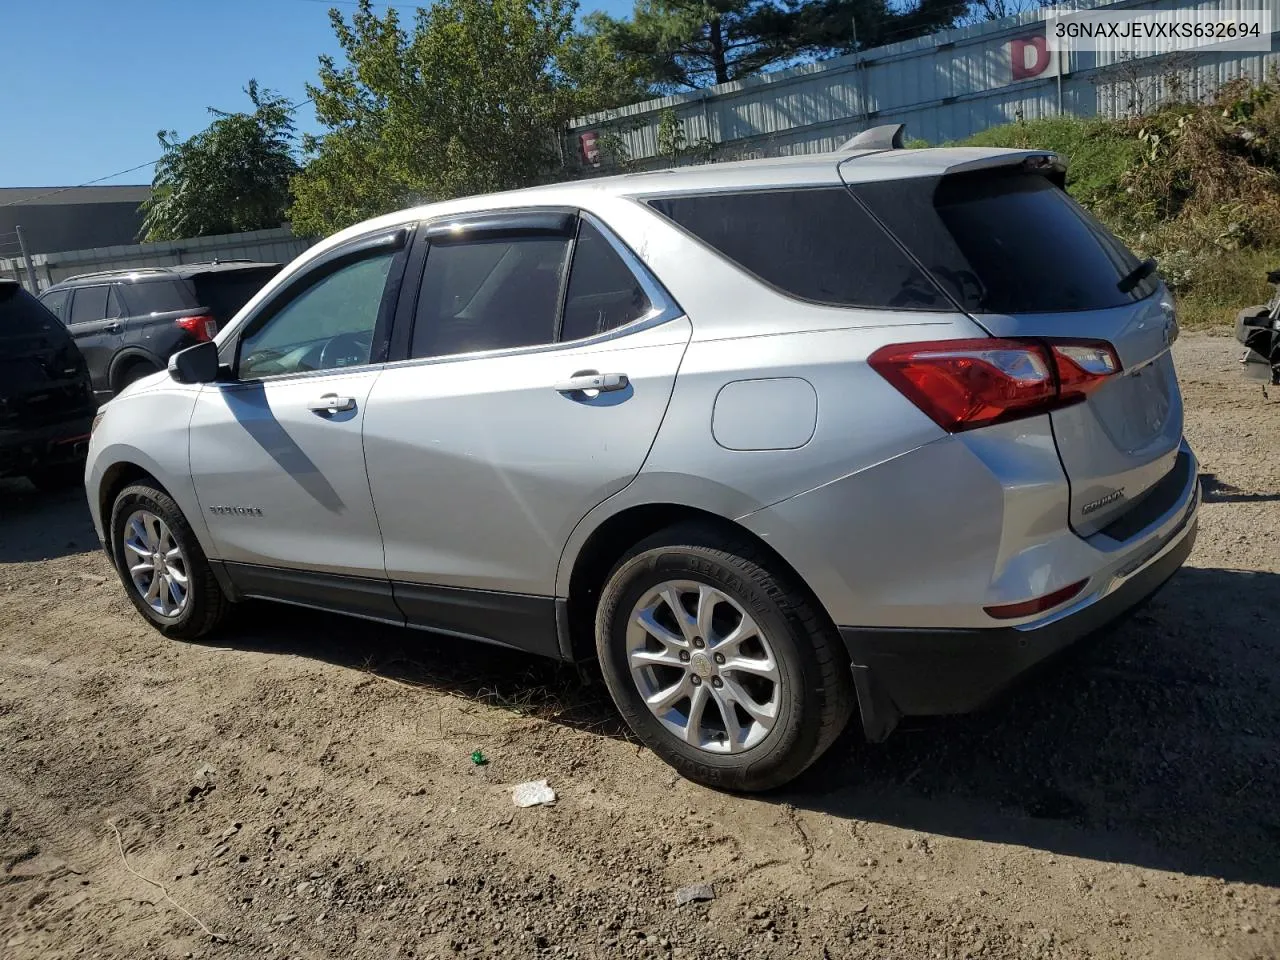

{"left": 595, "top": 523, "right": 853, "bottom": 791}
{"left": 109, "top": 482, "right": 228, "bottom": 640}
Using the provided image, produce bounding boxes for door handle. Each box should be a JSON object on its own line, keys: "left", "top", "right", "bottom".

{"left": 308, "top": 394, "right": 356, "bottom": 414}
{"left": 104, "top": 321, "right": 122, "bottom": 334}
{"left": 554, "top": 371, "right": 629, "bottom": 395}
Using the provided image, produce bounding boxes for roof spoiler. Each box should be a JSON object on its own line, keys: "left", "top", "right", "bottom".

{"left": 839, "top": 123, "right": 906, "bottom": 152}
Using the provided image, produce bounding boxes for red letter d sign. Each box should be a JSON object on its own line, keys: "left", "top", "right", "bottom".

{"left": 1011, "top": 34, "right": 1052, "bottom": 81}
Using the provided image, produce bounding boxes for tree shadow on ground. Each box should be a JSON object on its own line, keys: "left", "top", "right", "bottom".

{"left": 210, "top": 563, "right": 1280, "bottom": 890}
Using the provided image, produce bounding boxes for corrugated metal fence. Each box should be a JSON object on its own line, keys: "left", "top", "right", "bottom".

{"left": 567, "top": 0, "right": 1280, "bottom": 170}
{"left": 0, "top": 226, "right": 315, "bottom": 293}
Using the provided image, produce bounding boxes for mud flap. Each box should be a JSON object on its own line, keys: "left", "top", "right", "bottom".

{"left": 851, "top": 664, "right": 900, "bottom": 743}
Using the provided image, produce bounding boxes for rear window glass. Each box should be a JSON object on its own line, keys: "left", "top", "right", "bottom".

{"left": 852, "top": 171, "right": 1158, "bottom": 314}
{"left": 648, "top": 188, "right": 947, "bottom": 310}
{"left": 1, "top": 284, "right": 65, "bottom": 337}
{"left": 120, "top": 279, "right": 196, "bottom": 315}
{"left": 193, "top": 267, "right": 280, "bottom": 324}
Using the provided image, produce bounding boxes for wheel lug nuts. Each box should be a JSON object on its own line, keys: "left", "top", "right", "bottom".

{"left": 679, "top": 651, "right": 690, "bottom": 662}
{"left": 713, "top": 653, "right": 725, "bottom": 665}
{"left": 690, "top": 675, "right": 702, "bottom": 686}
{"left": 711, "top": 677, "right": 723, "bottom": 688}
{"left": 693, "top": 638, "right": 705, "bottom": 649}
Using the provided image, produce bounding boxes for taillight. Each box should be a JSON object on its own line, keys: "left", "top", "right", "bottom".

{"left": 868, "top": 338, "right": 1120, "bottom": 433}
{"left": 175, "top": 314, "right": 218, "bottom": 342}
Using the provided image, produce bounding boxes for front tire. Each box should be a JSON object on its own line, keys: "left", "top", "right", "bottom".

{"left": 109, "top": 482, "right": 228, "bottom": 640}
{"left": 595, "top": 523, "right": 854, "bottom": 792}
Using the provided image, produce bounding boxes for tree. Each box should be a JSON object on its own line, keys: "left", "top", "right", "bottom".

{"left": 140, "top": 81, "right": 298, "bottom": 242}
{"left": 797, "top": 0, "right": 967, "bottom": 54}
{"left": 594, "top": 0, "right": 807, "bottom": 89}
{"left": 291, "top": 0, "right": 627, "bottom": 237}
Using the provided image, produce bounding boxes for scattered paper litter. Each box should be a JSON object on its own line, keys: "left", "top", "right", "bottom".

{"left": 512, "top": 779, "right": 556, "bottom": 808}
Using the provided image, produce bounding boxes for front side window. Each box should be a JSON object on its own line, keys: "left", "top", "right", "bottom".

{"left": 2, "top": 284, "right": 65, "bottom": 337}
{"left": 237, "top": 251, "right": 395, "bottom": 379}
{"left": 69, "top": 285, "right": 110, "bottom": 325}
{"left": 106, "top": 286, "right": 126, "bottom": 319}
{"left": 649, "top": 188, "right": 947, "bottom": 310}
{"left": 560, "top": 221, "right": 652, "bottom": 341}
{"left": 38, "top": 288, "right": 69, "bottom": 322}
{"left": 411, "top": 236, "right": 570, "bottom": 358}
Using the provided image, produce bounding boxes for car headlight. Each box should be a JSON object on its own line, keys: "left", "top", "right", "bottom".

{"left": 91, "top": 410, "right": 106, "bottom": 435}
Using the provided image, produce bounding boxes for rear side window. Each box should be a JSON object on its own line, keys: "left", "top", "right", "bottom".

{"left": 193, "top": 267, "right": 279, "bottom": 324}
{"left": 120, "top": 279, "right": 196, "bottom": 315}
{"left": 649, "top": 188, "right": 946, "bottom": 310}
{"left": 1, "top": 284, "right": 66, "bottom": 337}
{"left": 411, "top": 237, "right": 570, "bottom": 358}
{"left": 852, "top": 171, "right": 1158, "bottom": 314}
{"left": 38, "top": 288, "right": 69, "bottom": 322}
{"left": 69, "top": 285, "right": 110, "bottom": 324}
{"left": 560, "top": 221, "right": 651, "bottom": 340}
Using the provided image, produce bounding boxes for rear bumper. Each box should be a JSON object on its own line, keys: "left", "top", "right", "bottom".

{"left": 0, "top": 416, "right": 94, "bottom": 478}
{"left": 841, "top": 506, "right": 1197, "bottom": 738}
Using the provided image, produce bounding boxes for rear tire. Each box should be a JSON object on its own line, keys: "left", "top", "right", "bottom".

{"left": 26, "top": 463, "right": 85, "bottom": 492}
{"left": 109, "top": 482, "right": 228, "bottom": 641}
{"left": 594, "top": 522, "right": 853, "bottom": 792}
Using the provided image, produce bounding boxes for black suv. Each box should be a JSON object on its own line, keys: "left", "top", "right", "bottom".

{"left": 0, "top": 279, "right": 96, "bottom": 490}
{"left": 38, "top": 260, "right": 281, "bottom": 399}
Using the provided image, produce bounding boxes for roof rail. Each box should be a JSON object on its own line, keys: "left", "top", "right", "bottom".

{"left": 182, "top": 258, "right": 259, "bottom": 266}
{"left": 839, "top": 123, "right": 906, "bottom": 152}
{"left": 60, "top": 266, "right": 173, "bottom": 284}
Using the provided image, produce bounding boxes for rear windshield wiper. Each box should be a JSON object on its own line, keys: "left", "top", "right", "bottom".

{"left": 1117, "top": 257, "right": 1157, "bottom": 294}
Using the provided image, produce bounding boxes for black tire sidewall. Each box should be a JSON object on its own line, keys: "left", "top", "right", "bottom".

{"left": 596, "top": 542, "right": 828, "bottom": 791}
{"left": 109, "top": 484, "right": 218, "bottom": 640}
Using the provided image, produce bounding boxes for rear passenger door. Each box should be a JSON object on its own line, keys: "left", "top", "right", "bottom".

{"left": 362, "top": 210, "right": 691, "bottom": 654}
{"left": 66, "top": 284, "right": 126, "bottom": 397}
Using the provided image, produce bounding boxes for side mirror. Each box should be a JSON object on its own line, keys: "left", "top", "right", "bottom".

{"left": 168, "top": 340, "right": 220, "bottom": 384}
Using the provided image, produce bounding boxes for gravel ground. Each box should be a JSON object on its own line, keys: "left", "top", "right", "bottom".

{"left": 0, "top": 331, "right": 1277, "bottom": 960}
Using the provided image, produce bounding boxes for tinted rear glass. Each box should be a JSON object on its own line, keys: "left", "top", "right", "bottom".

{"left": 1, "top": 284, "right": 68, "bottom": 339}
{"left": 561, "top": 221, "right": 651, "bottom": 340}
{"left": 193, "top": 267, "right": 280, "bottom": 323}
{"left": 121, "top": 279, "right": 196, "bottom": 315}
{"left": 648, "top": 188, "right": 947, "bottom": 310}
{"left": 852, "top": 171, "right": 1158, "bottom": 314}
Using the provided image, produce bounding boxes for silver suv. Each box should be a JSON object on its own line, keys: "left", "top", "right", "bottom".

{"left": 86, "top": 142, "right": 1199, "bottom": 790}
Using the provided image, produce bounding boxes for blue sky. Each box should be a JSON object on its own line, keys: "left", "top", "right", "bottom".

{"left": 0, "top": 0, "right": 633, "bottom": 188}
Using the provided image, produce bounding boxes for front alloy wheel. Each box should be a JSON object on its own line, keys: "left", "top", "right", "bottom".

{"left": 121, "top": 509, "right": 190, "bottom": 619}
{"left": 109, "top": 482, "right": 228, "bottom": 640}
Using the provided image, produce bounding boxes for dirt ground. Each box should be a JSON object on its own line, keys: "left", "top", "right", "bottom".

{"left": 0, "top": 331, "right": 1277, "bottom": 960}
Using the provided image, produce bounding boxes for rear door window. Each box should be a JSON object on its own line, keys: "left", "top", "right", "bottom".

{"left": 851, "top": 171, "right": 1158, "bottom": 314}
{"left": 560, "top": 221, "right": 651, "bottom": 341}
{"left": 411, "top": 236, "right": 570, "bottom": 358}
{"left": 68, "top": 285, "right": 110, "bottom": 325}
{"left": 648, "top": 188, "right": 947, "bottom": 310}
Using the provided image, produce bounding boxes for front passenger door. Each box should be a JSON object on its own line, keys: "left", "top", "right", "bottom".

{"left": 66, "top": 284, "right": 126, "bottom": 397}
{"left": 188, "top": 229, "right": 408, "bottom": 613}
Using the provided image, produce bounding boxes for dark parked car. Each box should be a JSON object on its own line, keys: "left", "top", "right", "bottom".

{"left": 38, "top": 261, "right": 281, "bottom": 399}
{"left": 0, "top": 279, "right": 96, "bottom": 490}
